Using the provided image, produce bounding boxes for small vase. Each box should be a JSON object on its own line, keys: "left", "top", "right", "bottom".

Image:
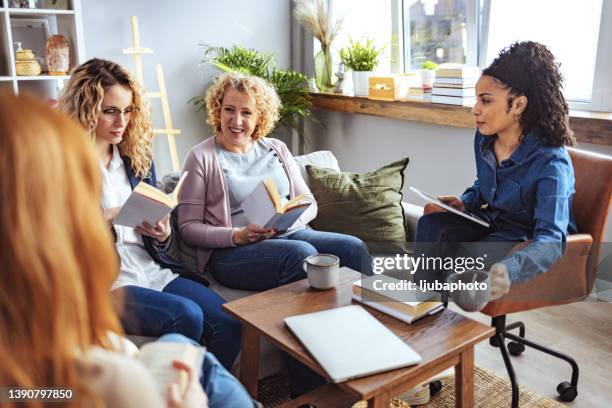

{"left": 352, "top": 71, "right": 372, "bottom": 96}
{"left": 314, "top": 49, "right": 333, "bottom": 93}
{"left": 45, "top": 35, "right": 70, "bottom": 76}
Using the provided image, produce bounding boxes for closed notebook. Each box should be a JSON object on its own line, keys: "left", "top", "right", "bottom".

{"left": 433, "top": 77, "right": 478, "bottom": 86}
{"left": 241, "top": 179, "right": 310, "bottom": 231}
{"left": 353, "top": 275, "right": 443, "bottom": 322}
{"left": 284, "top": 305, "right": 421, "bottom": 383}
{"left": 431, "top": 95, "right": 477, "bottom": 106}
{"left": 114, "top": 172, "right": 188, "bottom": 228}
{"left": 432, "top": 87, "right": 475, "bottom": 97}
{"left": 435, "top": 65, "right": 480, "bottom": 78}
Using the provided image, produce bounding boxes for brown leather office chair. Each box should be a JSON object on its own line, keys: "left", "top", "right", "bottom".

{"left": 481, "top": 147, "right": 612, "bottom": 407}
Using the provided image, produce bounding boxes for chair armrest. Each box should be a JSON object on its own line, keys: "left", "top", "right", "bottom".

{"left": 401, "top": 201, "right": 424, "bottom": 241}
{"left": 482, "top": 233, "right": 593, "bottom": 316}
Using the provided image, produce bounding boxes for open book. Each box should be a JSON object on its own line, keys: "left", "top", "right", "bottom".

{"left": 241, "top": 180, "right": 311, "bottom": 232}
{"left": 137, "top": 341, "right": 205, "bottom": 401}
{"left": 114, "top": 172, "right": 188, "bottom": 228}
{"left": 409, "top": 186, "right": 490, "bottom": 228}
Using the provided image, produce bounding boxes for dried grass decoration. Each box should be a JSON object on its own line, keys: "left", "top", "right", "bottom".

{"left": 293, "top": 0, "right": 343, "bottom": 92}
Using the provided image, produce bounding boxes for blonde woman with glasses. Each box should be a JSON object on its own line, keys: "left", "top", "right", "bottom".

{"left": 58, "top": 59, "right": 241, "bottom": 374}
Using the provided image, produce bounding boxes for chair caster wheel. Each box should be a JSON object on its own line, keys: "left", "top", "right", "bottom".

{"left": 557, "top": 381, "right": 578, "bottom": 401}
{"left": 429, "top": 380, "right": 443, "bottom": 397}
{"left": 508, "top": 341, "right": 525, "bottom": 356}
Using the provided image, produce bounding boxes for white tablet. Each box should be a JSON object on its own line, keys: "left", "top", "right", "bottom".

{"left": 409, "top": 186, "right": 490, "bottom": 228}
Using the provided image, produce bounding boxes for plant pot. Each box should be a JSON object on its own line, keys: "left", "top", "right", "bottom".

{"left": 420, "top": 69, "right": 436, "bottom": 89}
{"left": 352, "top": 71, "right": 372, "bottom": 96}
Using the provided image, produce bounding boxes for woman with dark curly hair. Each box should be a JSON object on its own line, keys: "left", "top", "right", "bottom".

{"left": 414, "top": 41, "right": 577, "bottom": 301}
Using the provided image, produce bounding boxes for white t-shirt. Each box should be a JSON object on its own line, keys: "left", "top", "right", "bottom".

{"left": 100, "top": 145, "right": 177, "bottom": 291}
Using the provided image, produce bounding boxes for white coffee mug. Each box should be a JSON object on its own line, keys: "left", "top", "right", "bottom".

{"left": 303, "top": 254, "right": 340, "bottom": 290}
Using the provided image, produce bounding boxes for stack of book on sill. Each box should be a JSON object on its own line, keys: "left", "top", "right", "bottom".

{"left": 431, "top": 65, "right": 480, "bottom": 106}
{"left": 404, "top": 86, "right": 432, "bottom": 101}
{"left": 352, "top": 275, "right": 444, "bottom": 324}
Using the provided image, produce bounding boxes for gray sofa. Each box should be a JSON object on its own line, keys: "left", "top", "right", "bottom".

{"left": 147, "top": 150, "right": 425, "bottom": 377}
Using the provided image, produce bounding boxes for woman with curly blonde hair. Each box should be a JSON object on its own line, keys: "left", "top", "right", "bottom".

{"left": 180, "top": 72, "right": 372, "bottom": 291}
{"left": 179, "top": 72, "right": 373, "bottom": 396}
{"left": 58, "top": 59, "right": 242, "bottom": 373}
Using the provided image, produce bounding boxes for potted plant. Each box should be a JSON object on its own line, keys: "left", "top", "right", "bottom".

{"left": 420, "top": 60, "right": 438, "bottom": 90}
{"left": 339, "top": 38, "right": 384, "bottom": 96}
{"left": 191, "top": 44, "right": 313, "bottom": 138}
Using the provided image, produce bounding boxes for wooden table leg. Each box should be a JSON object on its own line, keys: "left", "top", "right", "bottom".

{"left": 239, "top": 323, "right": 260, "bottom": 398}
{"left": 455, "top": 347, "right": 474, "bottom": 408}
{"left": 367, "top": 391, "right": 390, "bottom": 408}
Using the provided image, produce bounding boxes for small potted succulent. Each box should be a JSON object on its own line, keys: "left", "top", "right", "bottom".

{"left": 339, "top": 38, "right": 384, "bottom": 96}
{"left": 420, "top": 60, "right": 438, "bottom": 90}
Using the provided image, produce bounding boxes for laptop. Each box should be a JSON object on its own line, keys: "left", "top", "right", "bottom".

{"left": 284, "top": 305, "right": 422, "bottom": 383}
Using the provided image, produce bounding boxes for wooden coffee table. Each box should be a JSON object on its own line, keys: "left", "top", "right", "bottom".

{"left": 223, "top": 267, "right": 494, "bottom": 407}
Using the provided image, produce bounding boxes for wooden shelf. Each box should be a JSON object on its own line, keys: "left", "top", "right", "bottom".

{"left": 311, "top": 93, "right": 612, "bottom": 147}
{"left": 5, "top": 8, "right": 74, "bottom": 16}
{"left": 14, "top": 75, "right": 69, "bottom": 81}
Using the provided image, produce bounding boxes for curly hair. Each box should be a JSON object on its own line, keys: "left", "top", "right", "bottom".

{"left": 205, "top": 72, "right": 281, "bottom": 140}
{"left": 482, "top": 41, "right": 575, "bottom": 147}
{"left": 58, "top": 58, "right": 153, "bottom": 178}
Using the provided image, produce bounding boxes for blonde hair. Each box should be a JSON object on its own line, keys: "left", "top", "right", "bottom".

{"left": 0, "top": 91, "right": 122, "bottom": 407}
{"left": 205, "top": 72, "right": 281, "bottom": 140}
{"left": 58, "top": 58, "right": 153, "bottom": 179}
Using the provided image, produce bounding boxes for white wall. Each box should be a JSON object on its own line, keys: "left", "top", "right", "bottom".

{"left": 307, "top": 110, "right": 612, "bottom": 241}
{"left": 80, "top": 0, "right": 291, "bottom": 176}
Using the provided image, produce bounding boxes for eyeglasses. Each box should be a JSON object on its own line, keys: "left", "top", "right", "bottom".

{"left": 101, "top": 106, "right": 139, "bottom": 121}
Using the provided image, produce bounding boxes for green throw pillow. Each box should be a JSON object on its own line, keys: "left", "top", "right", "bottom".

{"left": 306, "top": 158, "right": 409, "bottom": 247}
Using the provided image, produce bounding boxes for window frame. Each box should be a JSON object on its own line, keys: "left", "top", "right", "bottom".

{"left": 399, "top": 0, "right": 480, "bottom": 72}
{"left": 478, "top": 0, "right": 612, "bottom": 112}
{"left": 395, "top": 0, "right": 612, "bottom": 112}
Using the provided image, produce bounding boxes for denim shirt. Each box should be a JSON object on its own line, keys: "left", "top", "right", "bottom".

{"left": 460, "top": 130, "right": 577, "bottom": 282}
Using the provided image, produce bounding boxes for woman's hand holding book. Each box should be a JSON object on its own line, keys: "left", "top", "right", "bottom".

{"left": 136, "top": 215, "right": 172, "bottom": 243}
{"left": 232, "top": 223, "right": 276, "bottom": 246}
{"left": 167, "top": 360, "right": 208, "bottom": 408}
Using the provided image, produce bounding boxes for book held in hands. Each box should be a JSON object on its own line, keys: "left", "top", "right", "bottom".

{"left": 113, "top": 172, "right": 188, "bottom": 228}
{"left": 137, "top": 341, "right": 205, "bottom": 401}
{"left": 241, "top": 179, "right": 311, "bottom": 232}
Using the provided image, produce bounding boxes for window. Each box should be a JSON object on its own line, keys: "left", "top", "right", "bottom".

{"left": 331, "top": 0, "right": 395, "bottom": 72}
{"left": 481, "top": 0, "right": 605, "bottom": 106}
{"left": 325, "top": 0, "right": 612, "bottom": 111}
{"left": 402, "top": 0, "right": 479, "bottom": 70}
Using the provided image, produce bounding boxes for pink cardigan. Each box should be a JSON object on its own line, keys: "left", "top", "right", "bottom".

{"left": 178, "top": 137, "right": 318, "bottom": 273}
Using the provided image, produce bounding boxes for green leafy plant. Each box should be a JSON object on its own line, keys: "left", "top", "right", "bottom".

{"left": 191, "top": 44, "right": 313, "bottom": 136}
{"left": 339, "top": 38, "right": 384, "bottom": 72}
{"left": 420, "top": 60, "right": 438, "bottom": 70}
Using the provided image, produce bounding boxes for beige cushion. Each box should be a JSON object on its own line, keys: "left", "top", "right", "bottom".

{"left": 293, "top": 150, "right": 340, "bottom": 188}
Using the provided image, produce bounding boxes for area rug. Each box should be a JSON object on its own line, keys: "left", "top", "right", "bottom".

{"left": 258, "top": 365, "right": 566, "bottom": 407}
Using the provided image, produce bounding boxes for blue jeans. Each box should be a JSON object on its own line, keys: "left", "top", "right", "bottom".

{"left": 209, "top": 228, "right": 372, "bottom": 397}
{"left": 414, "top": 212, "right": 519, "bottom": 284}
{"left": 158, "top": 333, "right": 254, "bottom": 408}
{"left": 116, "top": 277, "right": 241, "bottom": 371}
{"left": 209, "top": 228, "right": 373, "bottom": 290}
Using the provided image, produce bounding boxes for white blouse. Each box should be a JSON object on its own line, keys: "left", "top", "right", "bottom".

{"left": 100, "top": 145, "right": 177, "bottom": 291}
